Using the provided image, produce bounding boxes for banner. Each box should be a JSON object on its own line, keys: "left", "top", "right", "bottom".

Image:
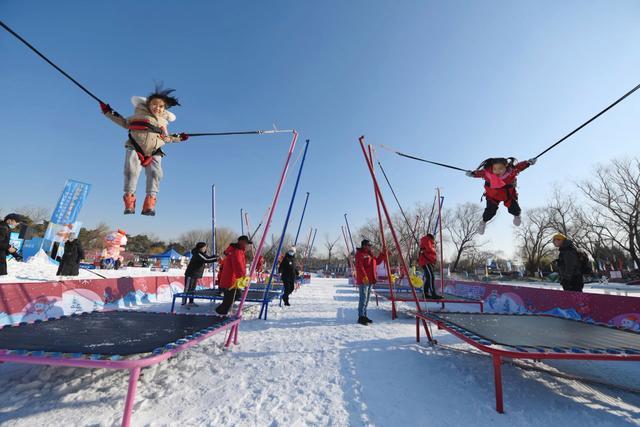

{"left": 50, "top": 179, "right": 91, "bottom": 225}
{"left": 43, "top": 179, "right": 91, "bottom": 254}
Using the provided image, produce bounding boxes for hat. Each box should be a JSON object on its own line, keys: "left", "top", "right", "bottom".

{"left": 287, "top": 247, "right": 296, "bottom": 256}
{"left": 552, "top": 233, "right": 567, "bottom": 241}
{"left": 195, "top": 242, "right": 207, "bottom": 250}
{"left": 4, "top": 213, "right": 26, "bottom": 223}
{"left": 361, "top": 239, "right": 372, "bottom": 247}
{"left": 238, "top": 235, "right": 253, "bottom": 244}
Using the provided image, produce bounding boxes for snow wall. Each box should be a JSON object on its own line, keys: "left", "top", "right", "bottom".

{"left": 444, "top": 279, "right": 640, "bottom": 330}
{"left": 0, "top": 276, "right": 214, "bottom": 326}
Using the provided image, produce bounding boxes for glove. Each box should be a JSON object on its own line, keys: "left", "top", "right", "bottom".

{"left": 179, "top": 133, "right": 189, "bottom": 141}
{"left": 233, "top": 276, "right": 250, "bottom": 289}
{"left": 362, "top": 277, "right": 369, "bottom": 285}
{"left": 465, "top": 171, "right": 475, "bottom": 177}
{"left": 528, "top": 158, "right": 537, "bottom": 165}
{"left": 99, "top": 102, "right": 112, "bottom": 114}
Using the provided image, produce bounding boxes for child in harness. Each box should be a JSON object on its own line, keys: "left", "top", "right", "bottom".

{"left": 466, "top": 157, "right": 536, "bottom": 234}
{"left": 100, "top": 86, "right": 188, "bottom": 215}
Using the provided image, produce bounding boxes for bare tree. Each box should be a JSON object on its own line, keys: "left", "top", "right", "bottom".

{"left": 179, "top": 226, "right": 235, "bottom": 255}
{"left": 16, "top": 205, "right": 50, "bottom": 224}
{"left": 577, "top": 158, "right": 640, "bottom": 267}
{"left": 324, "top": 233, "right": 341, "bottom": 271}
{"left": 515, "top": 208, "right": 554, "bottom": 274}
{"left": 444, "top": 202, "right": 483, "bottom": 272}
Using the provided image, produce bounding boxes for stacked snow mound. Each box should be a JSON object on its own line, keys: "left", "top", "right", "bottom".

{"left": 27, "top": 249, "right": 58, "bottom": 265}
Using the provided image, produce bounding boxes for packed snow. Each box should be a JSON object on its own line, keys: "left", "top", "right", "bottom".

{"left": 0, "top": 278, "right": 638, "bottom": 426}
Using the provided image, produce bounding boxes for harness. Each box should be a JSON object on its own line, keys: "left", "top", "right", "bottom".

{"left": 127, "top": 120, "right": 165, "bottom": 167}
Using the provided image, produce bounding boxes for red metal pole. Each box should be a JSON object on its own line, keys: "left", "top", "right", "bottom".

{"left": 437, "top": 188, "right": 445, "bottom": 296}
{"left": 341, "top": 226, "right": 354, "bottom": 273}
{"left": 236, "top": 131, "right": 298, "bottom": 316}
{"left": 493, "top": 354, "right": 504, "bottom": 413}
{"left": 367, "top": 145, "right": 397, "bottom": 319}
{"left": 301, "top": 227, "right": 313, "bottom": 273}
{"left": 358, "top": 136, "right": 432, "bottom": 341}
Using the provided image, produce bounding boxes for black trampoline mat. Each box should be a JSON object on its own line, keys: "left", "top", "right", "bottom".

{"left": 436, "top": 313, "right": 640, "bottom": 351}
{"left": 0, "top": 311, "right": 230, "bottom": 356}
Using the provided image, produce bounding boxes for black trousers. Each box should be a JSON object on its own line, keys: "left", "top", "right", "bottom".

{"left": 422, "top": 264, "right": 437, "bottom": 298}
{"left": 282, "top": 278, "right": 295, "bottom": 303}
{"left": 482, "top": 199, "right": 521, "bottom": 222}
{"left": 216, "top": 288, "right": 240, "bottom": 315}
{"left": 182, "top": 276, "right": 198, "bottom": 304}
{"left": 0, "top": 252, "right": 6, "bottom": 276}
{"left": 561, "top": 276, "right": 584, "bottom": 292}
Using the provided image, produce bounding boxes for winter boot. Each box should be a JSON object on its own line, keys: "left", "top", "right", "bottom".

{"left": 141, "top": 194, "right": 157, "bottom": 216}
{"left": 123, "top": 193, "right": 136, "bottom": 215}
{"left": 357, "top": 316, "right": 369, "bottom": 326}
{"left": 365, "top": 317, "right": 373, "bottom": 323}
{"left": 477, "top": 220, "right": 487, "bottom": 235}
{"left": 513, "top": 215, "right": 522, "bottom": 226}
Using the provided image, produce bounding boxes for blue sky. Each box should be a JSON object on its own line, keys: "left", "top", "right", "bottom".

{"left": 2, "top": 1, "right": 640, "bottom": 258}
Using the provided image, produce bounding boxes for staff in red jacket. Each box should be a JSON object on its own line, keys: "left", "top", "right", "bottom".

{"left": 215, "top": 235, "right": 251, "bottom": 315}
{"left": 418, "top": 234, "right": 440, "bottom": 299}
{"left": 354, "top": 239, "right": 385, "bottom": 326}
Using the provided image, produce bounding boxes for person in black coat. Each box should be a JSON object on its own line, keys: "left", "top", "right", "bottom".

{"left": 552, "top": 233, "right": 584, "bottom": 292}
{"left": 183, "top": 242, "right": 219, "bottom": 306}
{"left": 0, "top": 213, "right": 26, "bottom": 276}
{"left": 56, "top": 234, "right": 85, "bottom": 276}
{"left": 278, "top": 247, "right": 299, "bottom": 306}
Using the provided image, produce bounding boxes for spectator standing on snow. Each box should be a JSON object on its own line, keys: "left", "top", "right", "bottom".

{"left": 279, "top": 247, "right": 299, "bottom": 306}
{"left": 56, "top": 234, "right": 84, "bottom": 276}
{"left": 354, "top": 239, "right": 385, "bottom": 326}
{"left": 215, "top": 236, "right": 251, "bottom": 315}
{"left": 0, "top": 214, "right": 26, "bottom": 276}
{"left": 183, "top": 242, "right": 218, "bottom": 307}
{"left": 552, "top": 233, "right": 584, "bottom": 292}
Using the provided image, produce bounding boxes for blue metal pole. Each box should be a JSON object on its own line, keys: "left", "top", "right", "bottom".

{"left": 212, "top": 185, "right": 217, "bottom": 284}
{"left": 260, "top": 139, "right": 311, "bottom": 319}
{"left": 344, "top": 213, "right": 356, "bottom": 253}
{"left": 305, "top": 228, "right": 318, "bottom": 271}
{"left": 240, "top": 208, "right": 244, "bottom": 235}
{"left": 432, "top": 196, "right": 445, "bottom": 236}
{"left": 293, "top": 192, "right": 310, "bottom": 246}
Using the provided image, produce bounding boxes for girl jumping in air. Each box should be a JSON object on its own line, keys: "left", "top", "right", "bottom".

{"left": 100, "top": 86, "right": 188, "bottom": 216}
{"left": 466, "top": 157, "right": 536, "bottom": 234}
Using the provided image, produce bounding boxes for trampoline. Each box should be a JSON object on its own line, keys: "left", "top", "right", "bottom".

{"left": 373, "top": 286, "right": 484, "bottom": 318}
{"left": 171, "top": 287, "right": 282, "bottom": 319}
{"left": 0, "top": 310, "right": 241, "bottom": 426}
{"left": 414, "top": 311, "right": 640, "bottom": 413}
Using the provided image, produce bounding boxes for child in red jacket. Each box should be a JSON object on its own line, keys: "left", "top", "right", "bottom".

{"left": 418, "top": 234, "right": 440, "bottom": 299}
{"left": 466, "top": 157, "right": 536, "bottom": 234}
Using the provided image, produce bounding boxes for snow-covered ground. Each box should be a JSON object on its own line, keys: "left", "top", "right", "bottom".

{"left": 0, "top": 278, "right": 638, "bottom": 426}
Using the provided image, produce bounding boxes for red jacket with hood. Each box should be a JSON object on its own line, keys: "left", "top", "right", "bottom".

{"left": 471, "top": 161, "right": 530, "bottom": 206}
{"left": 355, "top": 247, "right": 385, "bottom": 285}
{"left": 218, "top": 244, "right": 247, "bottom": 289}
{"left": 418, "top": 235, "right": 436, "bottom": 267}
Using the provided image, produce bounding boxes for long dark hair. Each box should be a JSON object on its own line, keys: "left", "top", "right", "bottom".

{"left": 475, "top": 157, "right": 517, "bottom": 171}
{"left": 147, "top": 84, "right": 180, "bottom": 108}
